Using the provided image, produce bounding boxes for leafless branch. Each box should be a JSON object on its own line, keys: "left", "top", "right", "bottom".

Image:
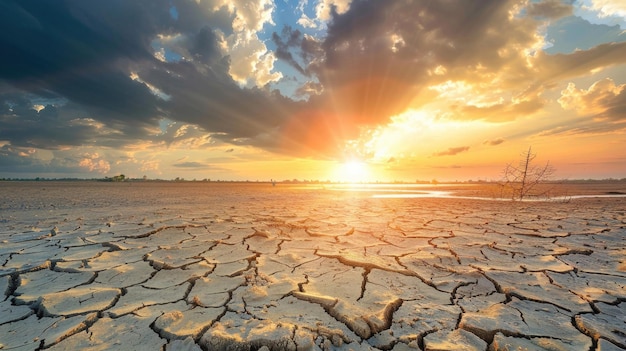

{"left": 499, "top": 147, "right": 555, "bottom": 200}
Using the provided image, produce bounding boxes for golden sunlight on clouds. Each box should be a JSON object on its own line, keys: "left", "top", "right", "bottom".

{"left": 558, "top": 78, "right": 625, "bottom": 117}
{"left": 359, "top": 110, "right": 493, "bottom": 163}
{"left": 587, "top": 0, "right": 626, "bottom": 18}
{"left": 1, "top": 1, "right": 625, "bottom": 181}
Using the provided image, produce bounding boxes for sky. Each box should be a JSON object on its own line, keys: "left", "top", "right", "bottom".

{"left": 1, "top": 0, "right": 625, "bottom": 182}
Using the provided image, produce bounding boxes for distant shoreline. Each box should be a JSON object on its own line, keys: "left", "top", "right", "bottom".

{"left": 1, "top": 178, "right": 625, "bottom": 184}
{"left": 1, "top": 179, "right": 625, "bottom": 199}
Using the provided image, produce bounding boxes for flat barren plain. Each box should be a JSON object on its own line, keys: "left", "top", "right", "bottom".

{"left": 1, "top": 181, "right": 624, "bottom": 351}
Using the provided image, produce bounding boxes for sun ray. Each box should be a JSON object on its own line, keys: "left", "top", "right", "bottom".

{"left": 332, "top": 159, "right": 371, "bottom": 183}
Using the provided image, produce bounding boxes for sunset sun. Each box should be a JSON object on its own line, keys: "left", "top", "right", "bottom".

{"left": 334, "top": 159, "right": 371, "bottom": 183}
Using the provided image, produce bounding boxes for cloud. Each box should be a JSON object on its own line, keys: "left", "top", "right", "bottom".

{"left": 535, "top": 119, "right": 626, "bottom": 137}
{"left": 0, "top": 98, "right": 138, "bottom": 149}
{"left": 297, "top": 14, "right": 317, "bottom": 29}
{"left": 585, "top": 0, "right": 626, "bottom": 19}
{"left": 295, "top": 81, "right": 323, "bottom": 98}
{"left": 173, "top": 161, "right": 212, "bottom": 168}
{"left": 2, "top": 0, "right": 626, "bottom": 170}
{"left": 157, "top": 122, "right": 216, "bottom": 149}
{"left": 297, "top": 0, "right": 353, "bottom": 29}
{"left": 454, "top": 98, "right": 546, "bottom": 122}
{"left": 294, "top": 0, "right": 567, "bottom": 126}
{"left": 0, "top": 1, "right": 303, "bottom": 154}
{"left": 223, "top": 0, "right": 283, "bottom": 87}
{"left": 484, "top": 138, "right": 506, "bottom": 146}
{"left": 432, "top": 146, "right": 470, "bottom": 157}
{"left": 558, "top": 78, "right": 626, "bottom": 121}
{"left": 533, "top": 78, "right": 626, "bottom": 136}
{"left": 140, "top": 159, "right": 161, "bottom": 173}
{"left": 0, "top": 144, "right": 116, "bottom": 176}
{"left": 0, "top": 1, "right": 163, "bottom": 122}
{"left": 0, "top": 145, "right": 40, "bottom": 172}
{"left": 171, "top": 160, "right": 228, "bottom": 173}
{"left": 78, "top": 153, "right": 111, "bottom": 173}
{"left": 315, "top": 0, "right": 352, "bottom": 23}
{"left": 526, "top": 0, "right": 573, "bottom": 19}
{"left": 272, "top": 27, "right": 308, "bottom": 76}
{"left": 535, "top": 42, "right": 626, "bottom": 83}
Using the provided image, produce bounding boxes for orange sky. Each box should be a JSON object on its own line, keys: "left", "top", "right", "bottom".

{"left": 0, "top": 0, "right": 625, "bottom": 181}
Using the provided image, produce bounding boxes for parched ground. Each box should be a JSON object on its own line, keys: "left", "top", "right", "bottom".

{"left": 0, "top": 182, "right": 624, "bottom": 350}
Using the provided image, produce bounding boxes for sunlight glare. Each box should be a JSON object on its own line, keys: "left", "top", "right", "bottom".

{"left": 335, "top": 159, "right": 371, "bottom": 183}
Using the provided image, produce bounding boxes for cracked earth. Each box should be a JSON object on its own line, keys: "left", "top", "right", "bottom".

{"left": 0, "top": 182, "right": 625, "bottom": 350}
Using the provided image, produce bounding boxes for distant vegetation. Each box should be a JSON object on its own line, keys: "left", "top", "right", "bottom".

{"left": 1, "top": 169, "right": 625, "bottom": 185}
{"left": 102, "top": 174, "right": 126, "bottom": 182}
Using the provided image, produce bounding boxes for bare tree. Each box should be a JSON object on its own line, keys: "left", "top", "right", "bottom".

{"left": 500, "top": 147, "right": 555, "bottom": 200}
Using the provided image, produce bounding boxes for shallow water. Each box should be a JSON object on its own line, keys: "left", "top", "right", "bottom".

{"left": 323, "top": 182, "right": 626, "bottom": 201}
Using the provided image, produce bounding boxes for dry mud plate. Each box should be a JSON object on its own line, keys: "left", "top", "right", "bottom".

{"left": 0, "top": 182, "right": 625, "bottom": 351}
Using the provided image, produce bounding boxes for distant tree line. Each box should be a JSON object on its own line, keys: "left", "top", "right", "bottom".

{"left": 102, "top": 174, "right": 126, "bottom": 182}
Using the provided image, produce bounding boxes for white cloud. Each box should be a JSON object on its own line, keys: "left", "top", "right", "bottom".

{"left": 162, "top": 123, "right": 216, "bottom": 149}
{"left": 231, "top": 0, "right": 274, "bottom": 31}
{"left": 174, "top": 124, "right": 190, "bottom": 138}
{"left": 78, "top": 153, "right": 111, "bottom": 173}
{"left": 576, "top": 0, "right": 626, "bottom": 29}
{"left": 315, "top": 0, "right": 352, "bottom": 22}
{"left": 140, "top": 159, "right": 161, "bottom": 173}
{"left": 297, "top": 13, "right": 317, "bottom": 28}
{"left": 215, "top": 0, "right": 282, "bottom": 87}
{"left": 587, "top": 0, "right": 626, "bottom": 18}
{"left": 226, "top": 31, "right": 282, "bottom": 86}
{"left": 298, "top": 0, "right": 353, "bottom": 29}
{"left": 558, "top": 78, "right": 625, "bottom": 116}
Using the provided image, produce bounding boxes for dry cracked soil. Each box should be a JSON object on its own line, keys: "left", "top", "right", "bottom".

{"left": 0, "top": 182, "right": 625, "bottom": 350}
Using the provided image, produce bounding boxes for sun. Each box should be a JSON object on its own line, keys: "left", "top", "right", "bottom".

{"left": 334, "top": 159, "right": 371, "bottom": 183}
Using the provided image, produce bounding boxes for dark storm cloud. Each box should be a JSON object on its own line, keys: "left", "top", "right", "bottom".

{"left": 139, "top": 60, "right": 299, "bottom": 140}
{"left": 0, "top": 144, "right": 92, "bottom": 175}
{"left": 0, "top": 145, "right": 38, "bottom": 171}
{"left": 0, "top": 0, "right": 165, "bottom": 121}
{"left": 0, "top": 93, "right": 156, "bottom": 149}
{"left": 0, "top": 0, "right": 300, "bottom": 152}
{"left": 191, "top": 26, "right": 224, "bottom": 62}
{"left": 170, "top": 0, "right": 235, "bottom": 36}
{"left": 0, "top": 0, "right": 169, "bottom": 151}
{"left": 0, "top": 97, "right": 91, "bottom": 149}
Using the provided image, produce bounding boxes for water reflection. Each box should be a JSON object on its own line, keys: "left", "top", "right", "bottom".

{"left": 323, "top": 183, "right": 626, "bottom": 201}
